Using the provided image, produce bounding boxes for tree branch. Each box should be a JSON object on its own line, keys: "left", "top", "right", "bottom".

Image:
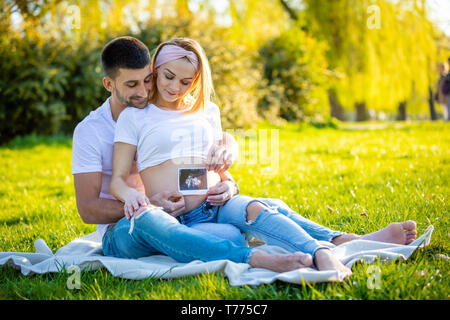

{"left": 279, "top": 0, "right": 298, "bottom": 20}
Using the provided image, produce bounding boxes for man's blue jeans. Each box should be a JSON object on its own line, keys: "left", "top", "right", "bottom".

{"left": 102, "top": 196, "right": 345, "bottom": 263}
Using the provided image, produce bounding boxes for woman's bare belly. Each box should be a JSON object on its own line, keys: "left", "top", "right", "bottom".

{"left": 140, "top": 157, "right": 221, "bottom": 213}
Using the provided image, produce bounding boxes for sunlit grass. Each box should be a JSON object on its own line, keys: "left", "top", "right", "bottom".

{"left": 0, "top": 121, "right": 449, "bottom": 300}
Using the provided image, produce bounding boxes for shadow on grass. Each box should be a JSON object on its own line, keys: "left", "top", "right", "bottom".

{"left": 0, "top": 216, "right": 24, "bottom": 227}
{"left": 1, "top": 133, "right": 72, "bottom": 150}
{"left": 338, "top": 121, "right": 449, "bottom": 132}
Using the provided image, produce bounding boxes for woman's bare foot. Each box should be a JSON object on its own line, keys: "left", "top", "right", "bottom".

{"left": 314, "top": 249, "right": 352, "bottom": 278}
{"left": 332, "top": 220, "right": 418, "bottom": 246}
{"left": 249, "top": 251, "right": 313, "bottom": 273}
{"left": 331, "top": 233, "right": 360, "bottom": 246}
{"left": 359, "top": 220, "right": 417, "bottom": 245}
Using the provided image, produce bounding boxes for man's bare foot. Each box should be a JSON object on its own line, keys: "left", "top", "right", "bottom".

{"left": 249, "top": 251, "right": 313, "bottom": 273}
{"left": 359, "top": 220, "right": 417, "bottom": 245}
{"left": 314, "top": 249, "right": 352, "bottom": 278}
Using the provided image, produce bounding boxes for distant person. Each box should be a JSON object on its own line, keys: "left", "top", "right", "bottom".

{"left": 444, "top": 58, "right": 450, "bottom": 121}
{"left": 438, "top": 59, "right": 450, "bottom": 121}
{"left": 436, "top": 63, "right": 448, "bottom": 119}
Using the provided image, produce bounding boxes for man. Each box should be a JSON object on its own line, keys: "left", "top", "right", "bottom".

{"left": 72, "top": 36, "right": 245, "bottom": 247}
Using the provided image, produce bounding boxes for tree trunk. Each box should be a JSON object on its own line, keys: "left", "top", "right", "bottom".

{"left": 328, "top": 89, "right": 345, "bottom": 120}
{"left": 397, "top": 101, "right": 407, "bottom": 121}
{"left": 355, "top": 102, "right": 369, "bottom": 121}
{"left": 428, "top": 86, "right": 437, "bottom": 120}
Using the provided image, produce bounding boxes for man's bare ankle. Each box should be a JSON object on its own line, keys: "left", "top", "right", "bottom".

{"left": 248, "top": 251, "right": 265, "bottom": 267}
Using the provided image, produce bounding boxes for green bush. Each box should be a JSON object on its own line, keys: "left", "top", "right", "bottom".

{"left": 0, "top": 18, "right": 333, "bottom": 144}
{"left": 258, "top": 25, "right": 330, "bottom": 121}
{"left": 0, "top": 36, "right": 107, "bottom": 144}
{"left": 0, "top": 18, "right": 264, "bottom": 144}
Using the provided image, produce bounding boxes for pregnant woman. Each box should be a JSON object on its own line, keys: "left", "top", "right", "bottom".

{"left": 107, "top": 38, "right": 416, "bottom": 276}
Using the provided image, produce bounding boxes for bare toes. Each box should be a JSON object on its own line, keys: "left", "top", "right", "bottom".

{"left": 406, "top": 230, "right": 417, "bottom": 237}
{"left": 405, "top": 231, "right": 417, "bottom": 244}
{"left": 296, "top": 252, "right": 313, "bottom": 267}
{"left": 402, "top": 220, "right": 417, "bottom": 231}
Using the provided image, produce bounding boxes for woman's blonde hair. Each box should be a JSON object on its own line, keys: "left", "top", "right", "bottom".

{"left": 149, "top": 38, "right": 214, "bottom": 114}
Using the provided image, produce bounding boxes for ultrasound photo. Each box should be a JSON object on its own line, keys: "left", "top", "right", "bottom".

{"left": 178, "top": 168, "right": 208, "bottom": 195}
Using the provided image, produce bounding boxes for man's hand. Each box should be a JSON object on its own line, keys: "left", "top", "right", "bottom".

{"left": 206, "top": 144, "right": 234, "bottom": 173}
{"left": 206, "top": 180, "right": 237, "bottom": 206}
{"left": 150, "top": 191, "right": 186, "bottom": 217}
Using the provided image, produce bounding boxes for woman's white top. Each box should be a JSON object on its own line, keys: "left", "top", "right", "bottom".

{"left": 114, "top": 102, "right": 223, "bottom": 171}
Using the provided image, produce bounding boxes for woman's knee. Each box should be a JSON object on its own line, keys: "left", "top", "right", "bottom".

{"left": 246, "top": 201, "right": 268, "bottom": 222}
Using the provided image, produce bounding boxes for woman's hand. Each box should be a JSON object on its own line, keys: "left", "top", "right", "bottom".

{"left": 206, "top": 180, "right": 237, "bottom": 206}
{"left": 123, "top": 189, "right": 151, "bottom": 220}
{"left": 206, "top": 144, "right": 234, "bottom": 173}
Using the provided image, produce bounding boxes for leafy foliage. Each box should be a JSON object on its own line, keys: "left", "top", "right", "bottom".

{"left": 303, "top": 0, "right": 445, "bottom": 115}
{"left": 0, "top": 35, "right": 108, "bottom": 144}
{"left": 0, "top": 0, "right": 449, "bottom": 143}
{"left": 258, "top": 24, "right": 330, "bottom": 121}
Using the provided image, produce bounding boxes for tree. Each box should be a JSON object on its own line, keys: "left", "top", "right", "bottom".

{"left": 301, "top": 0, "right": 440, "bottom": 120}
{"left": 258, "top": 24, "right": 330, "bottom": 121}
{"left": 227, "top": 0, "right": 289, "bottom": 50}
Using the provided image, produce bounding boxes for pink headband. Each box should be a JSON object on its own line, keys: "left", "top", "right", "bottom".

{"left": 154, "top": 45, "right": 199, "bottom": 71}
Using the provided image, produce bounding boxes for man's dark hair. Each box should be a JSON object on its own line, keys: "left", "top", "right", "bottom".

{"left": 101, "top": 36, "right": 150, "bottom": 79}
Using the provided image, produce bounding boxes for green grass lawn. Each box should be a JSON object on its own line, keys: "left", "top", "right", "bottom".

{"left": 0, "top": 121, "right": 449, "bottom": 300}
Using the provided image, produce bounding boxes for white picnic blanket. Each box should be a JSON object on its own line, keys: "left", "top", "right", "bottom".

{"left": 0, "top": 225, "right": 434, "bottom": 286}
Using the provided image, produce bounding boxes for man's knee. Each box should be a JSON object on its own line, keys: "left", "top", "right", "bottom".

{"left": 133, "top": 204, "right": 163, "bottom": 218}
{"left": 132, "top": 206, "right": 179, "bottom": 231}
{"left": 133, "top": 206, "right": 150, "bottom": 218}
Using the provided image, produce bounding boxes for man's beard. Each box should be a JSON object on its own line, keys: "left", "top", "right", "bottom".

{"left": 114, "top": 87, "right": 148, "bottom": 109}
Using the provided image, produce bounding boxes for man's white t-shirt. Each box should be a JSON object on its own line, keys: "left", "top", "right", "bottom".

{"left": 71, "top": 97, "right": 143, "bottom": 238}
